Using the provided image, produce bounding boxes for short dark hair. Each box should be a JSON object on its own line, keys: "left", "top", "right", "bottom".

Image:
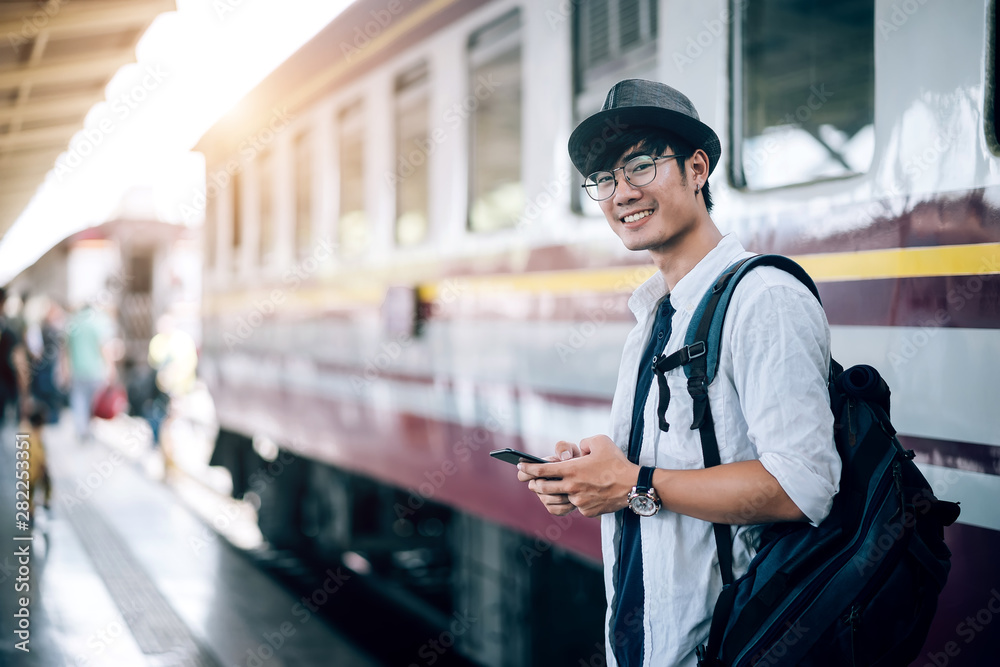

{"left": 583, "top": 126, "right": 713, "bottom": 213}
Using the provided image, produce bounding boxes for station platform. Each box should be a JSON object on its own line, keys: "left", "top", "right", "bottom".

{"left": 0, "top": 411, "right": 381, "bottom": 667}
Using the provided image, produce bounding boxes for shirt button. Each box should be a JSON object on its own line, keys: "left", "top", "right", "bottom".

{"left": 657, "top": 331, "right": 664, "bottom": 339}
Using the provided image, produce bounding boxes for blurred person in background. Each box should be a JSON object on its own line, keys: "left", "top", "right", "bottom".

{"left": 0, "top": 287, "right": 27, "bottom": 431}
{"left": 66, "top": 302, "right": 116, "bottom": 442}
{"left": 145, "top": 313, "right": 197, "bottom": 449}
{"left": 24, "top": 295, "right": 69, "bottom": 425}
{"left": 23, "top": 403, "right": 52, "bottom": 517}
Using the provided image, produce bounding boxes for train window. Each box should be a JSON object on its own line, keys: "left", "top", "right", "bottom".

{"left": 468, "top": 10, "right": 523, "bottom": 233}
{"left": 338, "top": 101, "right": 368, "bottom": 256}
{"left": 733, "top": 0, "right": 875, "bottom": 190}
{"left": 991, "top": 0, "right": 1000, "bottom": 152}
{"left": 294, "top": 130, "right": 312, "bottom": 258}
{"left": 573, "top": 0, "right": 658, "bottom": 213}
{"left": 394, "top": 63, "right": 430, "bottom": 246}
{"left": 258, "top": 148, "right": 276, "bottom": 266}
{"left": 575, "top": 0, "right": 657, "bottom": 86}
{"left": 231, "top": 171, "right": 243, "bottom": 272}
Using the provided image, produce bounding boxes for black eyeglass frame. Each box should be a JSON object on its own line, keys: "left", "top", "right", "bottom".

{"left": 581, "top": 153, "right": 690, "bottom": 202}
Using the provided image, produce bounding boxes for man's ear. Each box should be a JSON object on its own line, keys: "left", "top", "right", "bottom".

{"left": 689, "top": 149, "right": 710, "bottom": 186}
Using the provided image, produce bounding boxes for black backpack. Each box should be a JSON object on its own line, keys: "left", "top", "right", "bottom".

{"left": 650, "top": 254, "right": 961, "bottom": 666}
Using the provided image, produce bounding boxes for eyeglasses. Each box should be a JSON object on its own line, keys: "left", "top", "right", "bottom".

{"left": 582, "top": 153, "right": 689, "bottom": 201}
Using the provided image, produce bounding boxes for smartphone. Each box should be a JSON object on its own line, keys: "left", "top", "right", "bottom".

{"left": 489, "top": 448, "right": 550, "bottom": 465}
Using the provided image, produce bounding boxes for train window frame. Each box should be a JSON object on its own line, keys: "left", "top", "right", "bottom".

{"left": 256, "top": 147, "right": 277, "bottom": 269}
{"left": 203, "top": 185, "right": 216, "bottom": 273}
{"left": 729, "top": 0, "right": 876, "bottom": 192}
{"left": 393, "top": 61, "right": 432, "bottom": 247}
{"left": 571, "top": 0, "right": 659, "bottom": 215}
{"left": 231, "top": 171, "right": 244, "bottom": 275}
{"left": 987, "top": 0, "right": 1000, "bottom": 155}
{"left": 293, "top": 128, "right": 314, "bottom": 260}
{"left": 466, "top": 9, "right": 524, "bottom": 234}
{"left": 336, "top": 99, "right": 369, "bottom": 259}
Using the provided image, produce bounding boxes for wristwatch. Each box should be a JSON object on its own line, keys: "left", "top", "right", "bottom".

{"left": 627, "top": 465, "right": 661, "bottom": 517}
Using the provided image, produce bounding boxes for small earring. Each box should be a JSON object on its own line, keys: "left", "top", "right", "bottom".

{"left": 694, "top": 184, "right": 701, "bottom": 195}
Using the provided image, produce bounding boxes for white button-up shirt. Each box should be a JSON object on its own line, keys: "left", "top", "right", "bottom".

{"left": 602, "top": 234, "right": 841, "bottom": 666}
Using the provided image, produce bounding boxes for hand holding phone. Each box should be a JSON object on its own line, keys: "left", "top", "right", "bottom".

{"left": 489, "top": 448, "right": 550, "bottom": 466}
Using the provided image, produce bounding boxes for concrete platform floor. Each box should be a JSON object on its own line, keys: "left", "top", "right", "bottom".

{"left": 0, "top": 411, "right": 380, "bottom": 667}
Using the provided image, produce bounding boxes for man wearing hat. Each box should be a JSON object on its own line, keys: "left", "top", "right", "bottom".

{"left": 516, "top": 80, "right": 840, "bottom": 666}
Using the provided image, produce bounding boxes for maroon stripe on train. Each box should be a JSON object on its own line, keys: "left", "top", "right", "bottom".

{"left": 819, "top": 275, "right": 1000, "bottom": 329}
{"left": 209, "top": 377, "right": 604, "bottom": 563}
{"left": 899, "top": 435, "right": 1000, "bottom": 477}
{"left": 417, "top": 275, "right": 1000, "bottom": 328}
{"left": 746, "top": 189, "right": 1000, "bottom": 255}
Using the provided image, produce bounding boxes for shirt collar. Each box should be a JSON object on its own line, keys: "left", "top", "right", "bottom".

{"left": 627, "top": 234, "right": 749, "bottom": 319}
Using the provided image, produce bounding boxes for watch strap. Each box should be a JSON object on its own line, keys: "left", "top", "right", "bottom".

{"left": 636, "top": 465, "right": 655, "bottom": 493}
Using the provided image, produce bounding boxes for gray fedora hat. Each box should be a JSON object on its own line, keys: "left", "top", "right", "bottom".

{"left": 568, "top": 79, "right": 721, "bottom": 177}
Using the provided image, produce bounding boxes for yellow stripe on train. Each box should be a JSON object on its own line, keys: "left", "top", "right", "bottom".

{"left": 416, "top": 243, "right": 1000, "bottom": 300}
{"left": 205, "top": 243, "right": 1000, "bottom": 314}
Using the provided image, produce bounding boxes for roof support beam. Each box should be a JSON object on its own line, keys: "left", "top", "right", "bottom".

{"left": 0, "top": 1, "right": 173, "bottom": 38}
{"left": 0, "top": 50, "right": 134, "bottom": 88}
{"left": 0, "top": 93, "right": 101, "bottom": 124}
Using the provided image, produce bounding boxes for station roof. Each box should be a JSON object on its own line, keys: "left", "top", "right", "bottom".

{"left": 0, "top": 0, "right": 173, "bottom": 239}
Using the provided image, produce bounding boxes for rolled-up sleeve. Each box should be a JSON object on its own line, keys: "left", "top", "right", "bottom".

{"left": 728, "top": 278, "right": 841, "bottom": 526}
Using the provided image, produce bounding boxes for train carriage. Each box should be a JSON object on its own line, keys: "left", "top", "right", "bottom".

{"left": 195, "top": 1, "right": 1000, "bottom": 664}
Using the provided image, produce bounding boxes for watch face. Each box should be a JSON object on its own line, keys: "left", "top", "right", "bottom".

{"left": 630, "top": 494, "right": 659, "bottom": 517}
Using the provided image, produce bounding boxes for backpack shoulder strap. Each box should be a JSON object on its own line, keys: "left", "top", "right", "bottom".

{"left": 688, "top": 254, "right": 823, "bottom": 664}
{"left": 684, "top": 254, "right": 821, "bottom": 390}
{"left": 678, "top": 254, "right": 821, "bottom": 594}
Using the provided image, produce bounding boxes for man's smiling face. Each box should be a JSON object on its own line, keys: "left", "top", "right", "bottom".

{"left": 599, "top": 142, "right": 700, "bottom": 254}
